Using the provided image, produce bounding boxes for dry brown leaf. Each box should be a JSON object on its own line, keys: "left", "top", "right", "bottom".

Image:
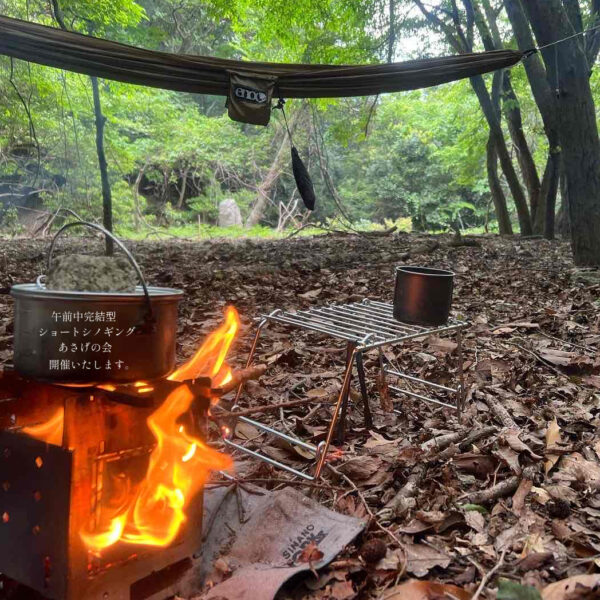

{"left": 517, "top": 551, "right": 553, "bottom": 572}
{"left": 427, "top": 336, "right": 458, "bottom": 354}
{"left": 557, "top": 453, "right": 600, "bottom": 486}
{"left": 235, "top": 420, "right": 262, "bottom": 440}
{"left": 464, "top": 510, "right": 486, "bottom": 533}
{"left": 415, "top": 510, "right": 446, "bottom": 525}
{"left": 495, "top": 445, "right": 522, "bottom": 474}
{"left": 396, "top": 519, "right": 434, "bottom": 534}
{"left": 542, "top": 574, "right": 600, "bottom": 600}
{"left": 539, "top": 349, "right": 595, "bottom": 374}
{"left": 363, "top": 431, "right": 396, "bottom": 448}
{"left": 384, "top": 579, "right": 471, "bottom": 600}
{"left": 582, "top": 375, "right": 600, "bottom": 389}
{"left": 545, "top": 418, "right": 563, "bottom": 474}
{"left": 502, "top": 428, "right": 543, "bottom": 460}
{"left": 512, "top": 478, "right": 533, "bottom": 516}
{"left": 329, "top": 580, "right": 357, "bottom": 600}
{"left": 404, "top": 543, "right": 451, "bottom": 577}
{"left": 539, "top": 349, "right": 580, "bottom": 367}
{"left": 298, "top": 540, "right": 325, "bottom": 564}
{"left": 594, "top": 439, "right": 600, "bottom": 461}
{"left": 454, "top": 453, "right": 498, "bottom": 478}
{"left": 298, "top": 288, "right": 323, "bottom": 299}
{"left": 336, "top": 495, "right": 368, "bottom": 519}
{"left": 493, "top": 321, "right": 539, "bottom": 332}
{"left": 531, "top": 486, "right": 551, "bottom": 505}
{"left": 337, "top": 455, "right": 383, "bottom": 481}
{"left": 544, "top": 484, "right": 578, "bottom": 503}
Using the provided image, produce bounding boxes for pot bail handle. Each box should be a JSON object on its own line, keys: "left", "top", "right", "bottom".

{"left": 46, "top": 220, "right": 155, "bottom": 326}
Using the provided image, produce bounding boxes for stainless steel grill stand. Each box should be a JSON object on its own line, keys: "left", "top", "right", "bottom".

{"left": 221, "top": 299, "right": 467, "bottom": 481}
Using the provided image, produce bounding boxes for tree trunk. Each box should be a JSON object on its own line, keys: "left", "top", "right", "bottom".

{"left": 51, "top": 0, "right": 113, "bottom": 254}
{"left": 487, "top": 69, "right": 513, "bottom": 234}
{"left": 502, "top": 73, "right": 541, "bottom": 223}
{"left": 556, "top": 166, "right": 570, "bottom": 236}
{"left": 486, "top": 136, "right": 513, "bottom": 234}
{"left": 176, "top": 166, "right": 189, "bottom": 209}
{"left": 388, "top": 0, "right": 396, "bottom": 63}
{"left": 91, "top": 76, "right": 114, "bottom": 255}
{"left": 132, "top": 167, "right": 145, "bottom": 232}
{"left": 537, "top": 150, "right": 560, "bottom": 239}
{"left": 473, "top": 0, "right": 540, "bottom": 227}
{"left": 245, "top": 127, "right": 290, "bottom": 227}
{"left": 523, "top": 0, "right": 600, "bottom": 265}
{"left": 503, "top": 0, "right": 562, "bottom": 240}
{"left": 418, "top": 0, "right": 531, "bottom": 234}
{"left": 469, "top": 75, "right": 532, "bottom": 235}
{"left": 246, "top": 105, "right": 304, "bottom": 227}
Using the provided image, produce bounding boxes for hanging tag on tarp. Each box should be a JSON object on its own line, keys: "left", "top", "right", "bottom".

{"left": 227, "top": 71, "right": 277, "bottom": 126}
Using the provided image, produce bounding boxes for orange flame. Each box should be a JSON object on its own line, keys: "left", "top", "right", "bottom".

{"left": 80, "top": 306, "right": 239, "bottom": 551}
{"left": 23, "top": 407, "right": 64, "bottom": 446}
{"left": 168, "top": 306, "right": 239, "bottom": 387}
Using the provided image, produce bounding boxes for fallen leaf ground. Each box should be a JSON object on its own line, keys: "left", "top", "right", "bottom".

{"left": 1, "top": 232, "right": 599, "bottom": 600}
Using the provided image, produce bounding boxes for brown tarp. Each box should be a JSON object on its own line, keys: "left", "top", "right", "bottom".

{"left": 0, "top": 15, "right": 523, "bottom": 97}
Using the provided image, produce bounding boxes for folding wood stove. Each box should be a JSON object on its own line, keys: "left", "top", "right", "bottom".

{"left": 0, "top": 369, "right": 211, "bottom": 600}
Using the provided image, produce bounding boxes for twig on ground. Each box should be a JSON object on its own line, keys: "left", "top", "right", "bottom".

{"left": 206, "top": 477, "right": 343, "bottom": 492}
{"left": 537, "top": 330, "right": 595, "bottom": 353}
{"left": 479, "top": 392, "right": 517, "bottom": 429}
{"left": 213, "top": 396, "right": 330, "bottom": 418}
{"left": 422, "top": 429, "right": 467, "bottom": 452}
{"left": 325, "top": 462, "right": 406, "bottom": 574}
{"left": 465, "top": 475, "right": 520, "bottom": 504}
{"left": 429, "top": 426, "right": 497, "bottom": 461}
{"left": 505, "top": 340, "right": 565, "bottom": 378}
{"left": 377, "top": 464, "right": 427, "bottom": 521}
{"left": 213, "top": 364, "right": 268, "bottom": 395}
{"left": 471, "top": 547, "right": 508, "bottom": 600}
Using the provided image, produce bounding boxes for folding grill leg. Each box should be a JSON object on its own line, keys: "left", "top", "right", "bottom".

{"left": 355, "top": 351, "right": 373, "bottom": 429}
{"left": 233, "top": 318, "right": 268, "bottom": 406}
{"left": 335, "top": 342, "right": 356, "bottom": 444}
{"left": 314, "top": 345, "right": 357, "bottom": 480}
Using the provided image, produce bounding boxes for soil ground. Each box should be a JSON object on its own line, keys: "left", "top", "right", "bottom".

{"left": 1, "top": 232, "right": 599, "bottom": 599}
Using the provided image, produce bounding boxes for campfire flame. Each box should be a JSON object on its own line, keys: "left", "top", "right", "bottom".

{"left": 167, "top": 306, "right": 239, "bottom": 387}
{"left": 23, "top": 406, "right": 64, "bottom": 446}
{"left": 79, "top": 306, "right": 239, "bottom": 551}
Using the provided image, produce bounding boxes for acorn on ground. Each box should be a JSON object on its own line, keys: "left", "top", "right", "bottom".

{"left": 359, "top": 538, "right": 387, "bottom": 564}
{"left": 547, "top": 498, "right": 571, "bottom": 519}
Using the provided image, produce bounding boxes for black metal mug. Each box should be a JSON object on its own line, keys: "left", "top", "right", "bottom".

{"left": 393, "top": 265, "right": 454, "bottom": 326}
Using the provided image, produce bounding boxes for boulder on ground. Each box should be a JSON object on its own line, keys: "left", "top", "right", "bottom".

{"left": 218, "top": 198, "right": 242, "bottom": 227}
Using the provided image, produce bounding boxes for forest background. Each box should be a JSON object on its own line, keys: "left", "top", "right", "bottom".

{"left": 1, "top": 0, "right": 599, "bottom": 247}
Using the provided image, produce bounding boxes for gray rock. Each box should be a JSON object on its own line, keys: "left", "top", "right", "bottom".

{"left": 218, "top": 198, "right": 242, "bottom": 227}
{"left": 46, "top": 254, "right": 137, "bottom": 293}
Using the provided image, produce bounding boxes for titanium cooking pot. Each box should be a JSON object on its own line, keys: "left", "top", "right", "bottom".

{"left": 393, "top": 265, "right": 454, "bottom": 326}
{"left": 10, "top": 221, "right": 183, "bottom": 384}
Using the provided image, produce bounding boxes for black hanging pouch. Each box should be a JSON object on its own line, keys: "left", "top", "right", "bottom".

{"left": 227, "top": 71, "right": 277, "bottom": 126}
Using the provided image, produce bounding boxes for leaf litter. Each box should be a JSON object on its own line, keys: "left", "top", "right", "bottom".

{"left": 1, "top": 232, "right": 599, "bottom": 599}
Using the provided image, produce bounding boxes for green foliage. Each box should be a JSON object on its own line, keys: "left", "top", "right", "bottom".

{"left": 497, "top": 579, "right": 542, "bottom": 600}
{"left": 188, "top": 195, "right": 219, "bottom": 223}
{"left": 0, "top": 0, "right": 561, "bottom": 238}
{"left": 460, "top": 503, "right": 489, "bottom": 514}
{"left": 0, "top": 205, "right": 23, "bottom": 235}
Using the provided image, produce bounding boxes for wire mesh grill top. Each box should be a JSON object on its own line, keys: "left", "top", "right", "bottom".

{"left": 262, "top": 299, "right": 466, "bottom": 349}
